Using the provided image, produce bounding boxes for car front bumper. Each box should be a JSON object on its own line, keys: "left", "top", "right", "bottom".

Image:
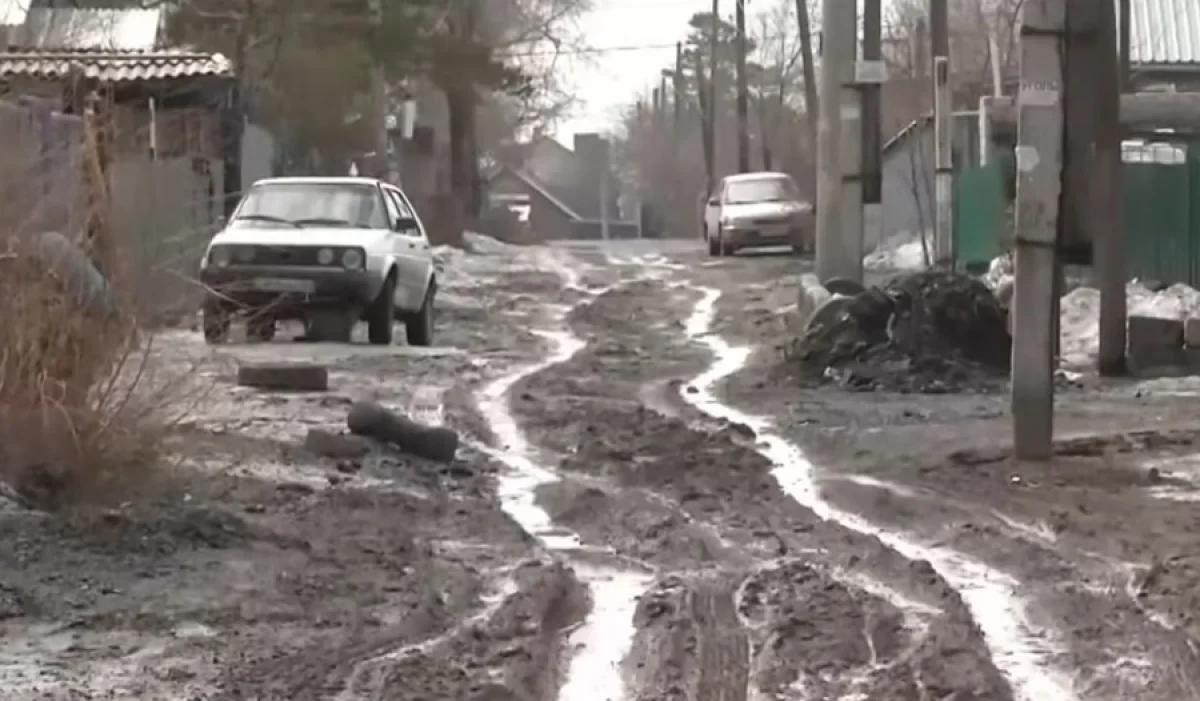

{"left": 199, "top": 264, "right": 376, "bottom": 314}
{"left": 723, "top": 218, "right": 811, "bottom": 249}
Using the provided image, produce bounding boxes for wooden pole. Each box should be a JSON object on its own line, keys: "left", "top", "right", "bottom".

{"left": 735, "top": 0, "right": 750, "bottom": 172}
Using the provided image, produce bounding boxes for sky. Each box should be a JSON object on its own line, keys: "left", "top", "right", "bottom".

{"left": 553, "top": 0, "right": 899, "bottom": 144}
{"left": 553, "top": 0, "right": 743, "bottom": 143}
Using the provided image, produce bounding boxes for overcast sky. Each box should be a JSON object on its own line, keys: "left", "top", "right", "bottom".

{"left": 554, "top": 0, "right": 889, "bottom": 143}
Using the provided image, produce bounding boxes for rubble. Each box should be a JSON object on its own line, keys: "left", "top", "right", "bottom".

{"left": 788, "top": 270, "right": 1012, "bottom": 393}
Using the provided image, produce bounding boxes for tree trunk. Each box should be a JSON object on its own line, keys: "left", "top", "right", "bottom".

{"left": 795, "top": 0, "right": 819, "bottom": 151}
{"left": 443, "top": 84, "right": 471, "bottom": 247}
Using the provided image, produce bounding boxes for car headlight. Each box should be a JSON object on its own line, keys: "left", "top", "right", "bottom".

{"left": 210, "top": 246, "right": 232, "bottom": 267}
{"left": 317, "top": 247, "right": 335, "bottom": 265}
{"left": 341, "top": 248, "right": 364, "bottom": 269}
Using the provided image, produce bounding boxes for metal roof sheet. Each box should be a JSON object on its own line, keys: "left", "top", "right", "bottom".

{"left": 1128, "top": 0, "right": 1200, "bottom": 65}
{"left": 0, "top": 49, "right": 231, "bottom": 82}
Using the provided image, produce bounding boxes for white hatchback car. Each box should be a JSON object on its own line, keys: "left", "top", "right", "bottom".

{"left": 702, "top": 172, "right": 814, "bottom": 257}
{"left": 199, "top": 177, "right": 437, "bottom": 346}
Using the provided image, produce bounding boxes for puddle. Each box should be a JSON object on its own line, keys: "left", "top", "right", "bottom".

{"left": 473, "top": 268, "right": 649, "bottom": 701}
{"left": 679, "top": 286, "right": 1077, "bottom": 701}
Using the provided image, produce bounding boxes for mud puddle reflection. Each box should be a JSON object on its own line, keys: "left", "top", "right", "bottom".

{"left": 474, "top": 266, "right": 649, "bottom": 701}
{"left": 679, "top": 287, "right": 1077, "bottom": 701}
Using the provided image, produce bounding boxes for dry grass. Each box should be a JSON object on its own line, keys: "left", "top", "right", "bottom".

{"left": 0, "top": 238, "right": 206, "bottom": 512}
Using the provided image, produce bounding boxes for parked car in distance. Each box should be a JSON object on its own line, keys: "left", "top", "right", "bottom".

{"left": 702, "top": 172, "right": 814, "bottom": 257}
{"left": 199, "top": 176, "right": 437, "bottom": 346}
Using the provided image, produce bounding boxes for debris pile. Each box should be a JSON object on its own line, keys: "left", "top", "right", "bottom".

{"left": 790, "top": 270, "right": 1012, "bottom": 393}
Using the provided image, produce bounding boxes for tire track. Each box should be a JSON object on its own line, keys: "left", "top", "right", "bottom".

{"left": 678, "top": 285, "right": 1078, "bottom": 701}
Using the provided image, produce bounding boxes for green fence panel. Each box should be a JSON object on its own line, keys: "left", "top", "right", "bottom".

{"left": 1124, "top": 160, "right": 1192, "bottom": 286}
{"left": 953, "top": 160, "right": 1006, "bottom": 272}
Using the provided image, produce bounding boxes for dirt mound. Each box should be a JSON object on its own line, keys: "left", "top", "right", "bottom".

{"left": 790, "top": 270, "right": 1012, "bottom": 393}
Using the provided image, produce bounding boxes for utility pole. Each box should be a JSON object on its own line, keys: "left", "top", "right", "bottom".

{"left": 368, "top": 0, "right": 393, "bottom": 183}
{"left": 1011, "top": 0, "right": 1066, "bottom": 461}
{"left": 1096, "top": 0, "right": 1126, "bottom": 375}
{"left": 795, "top": 0, "right": 819, "bottom": 150}
{"left": 674, "top": 42, "right": 684, "bottom": 129}
{"left": 707, "top": 0, "right": 719, "bottom": 189}
{"left": 861, "top": 0, "right": 884, "bottom": 258}
{"left": 931, "top": 0, "right": 953, "bottom": 267}
{"left": 734, "top": 0, "right": 749, "bottom": 172}
{"left": 815, "top": 0, "right": 861, "bottom": 283}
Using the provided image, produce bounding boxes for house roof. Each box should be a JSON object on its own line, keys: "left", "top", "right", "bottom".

{"left": 0, "top": 48, "right": 231, "bottom": 82}
{"left": 488, "top": 165, "right": 583, "bottom": 220}
{"left": 1128, "top": 0, "right": 1200, "bottom": 66}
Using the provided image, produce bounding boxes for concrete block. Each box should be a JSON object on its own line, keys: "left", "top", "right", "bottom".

{"left": 1185, "top": 317, "right": 1200, "bottom": 348}
{"left": 1127, "top": 315, "right": 1185, "bottom": 374}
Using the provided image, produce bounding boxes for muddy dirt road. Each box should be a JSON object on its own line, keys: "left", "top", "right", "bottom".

{"left": 1, "top": 236, "right": 1197, "bottom": 700}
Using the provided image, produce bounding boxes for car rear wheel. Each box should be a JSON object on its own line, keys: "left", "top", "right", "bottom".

{"left": 246, "top": 315, "right": 276, "bottom": 342}
{"left": 707, "top": 228, "right": 720, "bottom": 257}
{"left": 367, "top": 273, "right": 396, "bottom": 345}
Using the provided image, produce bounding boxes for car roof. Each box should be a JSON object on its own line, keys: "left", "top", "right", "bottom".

{"left": 722, "top": 171, "right": 794, "bottom": 184}
{"left": 251, "top": 176, "right": 388, "bottom": 188}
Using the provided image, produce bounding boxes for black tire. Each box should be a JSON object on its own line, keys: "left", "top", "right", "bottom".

{"left": 367, "top": 273, "right": 396, "bottom": 345}
{"left": 719, "top": 228, "right": 735, "bottom": 257}
{"left": 246, "top": 315, "right": 276, "bottom": 342}
{"left": 707, "top": 228, "right": 720, "bottom": 257}
{"left": 236, "top": 362, "right": 329, "bottom": 391}
{"left": 406, "top": 283, "right": 435, "bottom": 347}
{"left": 824, "top": 277, "right": 867, "bottom": 297}
{"left": 202, "top": 298, "right": 230, "bottom": 344}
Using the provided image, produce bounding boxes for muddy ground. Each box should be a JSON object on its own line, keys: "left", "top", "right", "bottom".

{"left": 3, "top": 237, "right": 1200, "bottom": 700}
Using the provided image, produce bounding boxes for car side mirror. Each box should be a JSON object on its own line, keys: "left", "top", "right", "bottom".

{"left": 215, "top": 215, "right": 227, "bottom": 229}
{"left": 707, "top": 198, "right": 719, "bottom": 206}
{"left": 394, "top": 216, "right": 418, "bottom": 233}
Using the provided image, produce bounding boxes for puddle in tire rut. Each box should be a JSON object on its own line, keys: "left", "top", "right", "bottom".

{"left": 680, "top": 286, "right": 1078, "bottom": 701}
{"left": 474, "top": 271, "right": 649, "bottom": 701}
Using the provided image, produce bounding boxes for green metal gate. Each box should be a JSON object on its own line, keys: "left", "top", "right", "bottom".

{"left": 953, "top": 140, "right": 1200, "bottom": 286}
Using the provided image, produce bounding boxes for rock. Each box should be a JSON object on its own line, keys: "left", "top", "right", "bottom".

{"left": 236, "top": 363, "right": 329, "bottom": 391}
{"left": 303, "top": 429, "right": 371, "bottom": 459}
{"left": 347, "top": 401, "right": 459, "bottom": 463}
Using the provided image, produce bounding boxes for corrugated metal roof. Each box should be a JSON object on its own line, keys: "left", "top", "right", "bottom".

{"left": 1128, "top": 0, "right": 1200, "bottom": 65}
{"left": 0, "top": 49, "right": 231, "bottom": 82}
{"left": 18, "top": 8, "right": 161, "bottom": 51}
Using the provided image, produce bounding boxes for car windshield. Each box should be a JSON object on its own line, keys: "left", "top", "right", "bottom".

{"left": 724, "top": 177, "right": 797, "bottom": 204}
{"left": 232, "top": 183, "right": 387, "bottom": 229}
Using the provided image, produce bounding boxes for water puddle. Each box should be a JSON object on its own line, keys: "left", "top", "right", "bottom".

{"left": 679, "top": 287, "right": 1077, "bottom": 701}
{"left": 473, "top": 268, "right": 649, "bottom": 701}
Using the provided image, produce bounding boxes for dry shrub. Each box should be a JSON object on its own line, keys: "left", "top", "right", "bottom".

{"left": 0, "top": 243, "right": 202, "bottom": 511}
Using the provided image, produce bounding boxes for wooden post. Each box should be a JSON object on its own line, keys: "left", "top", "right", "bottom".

{"left": 1011, "top": 0, "right": 1066, "bottom": 461}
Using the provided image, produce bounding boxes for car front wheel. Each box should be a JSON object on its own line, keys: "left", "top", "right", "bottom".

{"left": 367, "top": 274, "right": 396, "bottom": 345}
{"left": 202, "top": 298, "right": 230, "bottom": 344}
{"left": 406, "top": 283, "right": 435, "bottom": 347}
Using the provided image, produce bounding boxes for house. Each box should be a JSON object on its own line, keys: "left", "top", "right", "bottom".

{"left": 0, "top": 0, "right": 24, "bottom": 49}
{"left": 485, "top": 133, "right": 637, "bottom": 241}
{"left": 877, "top": 0, "right": 1200, "bottom": 252}
{"left": 0, "top": 6, "right": 263, "bottom": 314}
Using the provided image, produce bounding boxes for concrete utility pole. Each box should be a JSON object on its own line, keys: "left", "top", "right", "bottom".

{"left": 815, "top": 0, "right": 860, "bottom": 283}
{"left": 861, "top": 0, "right": 884, "bottom": 257}
{"left": 1096, "top": 0, "right": 1126, "bottom": 375}
{"left": 708, "top": 0, "right": 718, "bottom": 190}
{"left": 794, "top": 0, "right": 819, "bottom": 149}
{"left": 931, "top": 0, "right": 953, "bottom": 267}
{"left": 1011, "top": 0, "right": 1066, "bottom": 461}
{"left": 368, "top": 0, "right": 393, "bottom": 183}
{"left": 735, "top": 0, "right": 750, "bottom": 172}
